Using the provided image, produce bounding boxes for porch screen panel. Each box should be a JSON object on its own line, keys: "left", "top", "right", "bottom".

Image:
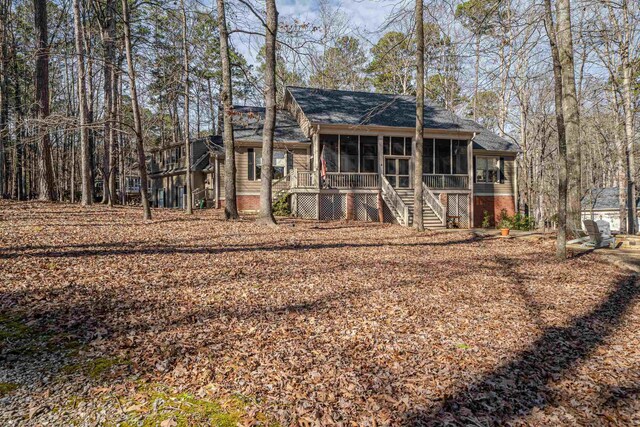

{"left": 360, "top": 136, "right": 378, "bottom": 173}
{"left": 320, "top": 134, "right": 338, "bottom": 172}
{"left": 391, "top": 137, "right": 405, "bottom": 156}
{"left": 340, "top": 135, "right": 359, "bottom": 172}
{"left": 423, "top": 138, "right": 434, "bottom": 174}
{"left": 435, "top": 139, "right": 451, "bottom": 174}
{"left": 452, "top": 140, "right": 468, "bottom": 174}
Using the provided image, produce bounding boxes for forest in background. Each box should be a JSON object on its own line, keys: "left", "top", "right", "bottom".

{"left": 0, "top": 0, "right": 638, "bottom": 235}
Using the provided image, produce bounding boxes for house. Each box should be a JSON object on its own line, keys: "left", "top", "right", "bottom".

{"left": 148, "top": 135, "right": 222, "bottom": 208}
{"left": 581, "top": 187, "right": 639, "bottom": 232}
{"left": 148, "top": 86, "right": 520, "bottom": 229}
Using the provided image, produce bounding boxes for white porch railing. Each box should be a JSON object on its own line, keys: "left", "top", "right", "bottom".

{"left": 296, "top": 170, "right": 316, "bottom": 188}
{"left": 422, "top": 182, "right": 445, "bottom": 225}
{"left": 325, "top": 173, "right": 379, "bottom": 189}
{"left": 423, "top": 174, "right": 469, "bottom": 189}
{"left": 381, "top": 175, "right": 409, "bottom": 226}
{"left": 294, "top": 170, "right": 380, "bottom": 189}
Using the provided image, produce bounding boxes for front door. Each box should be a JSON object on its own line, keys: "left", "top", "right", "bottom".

{"left": 384, "top": 157, "right": 410, "bottom": 188}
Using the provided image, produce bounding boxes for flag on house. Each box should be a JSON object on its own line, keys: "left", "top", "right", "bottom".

{"left": 320, "top": 145, "right": 327, "bottom": 179}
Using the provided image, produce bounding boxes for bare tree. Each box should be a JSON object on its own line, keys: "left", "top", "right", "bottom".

{"left": 73, "top": 0, "right": 92, "bottom": 205}
{"left": 413, "top": 0, "right": 424, "bottom": 231}
{"left": 34, "top": 0, "right": 55, "bottom": 200}
{"left": 95, "top": 0, "right": 116, "bottom": 205}
{"left": 0, "top": 0, "right": 8, "bottom": 197}
{"left": 216, "top": 0, "right": 239, "bottom": 219}
{"left": 256, "top": 0, "right": 278, "bottom": 225}
{"left": 181, "top": 0, "right": 192, "bottom": 214}
{"left": 543, "top": 0, "right": 567, "bottom": 259}
{"left": 556, "top": 0, "right": 581, "bottom": 236}
{"left": 122, "top": 0, "right": 152, "bottom": 219}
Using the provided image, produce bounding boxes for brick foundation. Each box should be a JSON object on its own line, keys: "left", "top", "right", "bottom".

{"left": 236, "top": 195, "right": 261, "bottom": 212}
{"left": 473, "top": 195, "right": 516, "bottom": 227}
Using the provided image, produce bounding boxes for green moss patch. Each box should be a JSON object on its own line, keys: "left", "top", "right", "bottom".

{"left": 0, "top": 382, "right": 19, "bottom": 397}
{"left": 62, "top": 357, "right": 130, "bottom": 380}
{"left": 119, "top": 385, "right": 242, "bottom": 427}
{"left": 0, "top": 315, "right": 32, "bottom": 340}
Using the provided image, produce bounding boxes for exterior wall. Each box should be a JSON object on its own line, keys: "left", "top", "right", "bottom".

{"left": 472, "top": 153, "right": 516, "bottom": 227}
{"left": 473, "top": 155, "right": 516, "bottom": 195}
{"left": 473, "top": 195, "right": 516, "bottom": 227}
{"left": 235, "top": 145, "right": 309, "bottom": 197}
{"left": 237, "top": 195, "right": 261, "bottom": 212}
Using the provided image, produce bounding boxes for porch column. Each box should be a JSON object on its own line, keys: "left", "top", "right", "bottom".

{"left": 313, "top": 132, "right": 321, "bottom": 189}
{"left": 377, "top": 135, "right": 384, "bottom": 184}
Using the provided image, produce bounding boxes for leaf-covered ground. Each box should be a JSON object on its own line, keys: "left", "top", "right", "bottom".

{"left": 1, "top": 201, "right": 639, "bottom": 426}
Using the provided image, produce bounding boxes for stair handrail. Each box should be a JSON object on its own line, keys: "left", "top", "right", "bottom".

{"left": 271, "top": 169, "right": 292, "bottom": 200}
{"left": 422, "top": 182, "right": 445, "bottom": 225}
{"left": 192, "top": 187, "right": 205, "bottom": 207}
{"left": 381, "top": 175, "right": 409, "bottom": 226}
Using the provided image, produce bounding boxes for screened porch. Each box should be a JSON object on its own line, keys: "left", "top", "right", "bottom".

{"left": 292, "top": 134, "right": 471, "bottom": 191}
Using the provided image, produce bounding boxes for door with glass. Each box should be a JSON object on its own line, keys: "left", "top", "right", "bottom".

{"left": 384, "top": 157, "right": 410, "bottom": 188}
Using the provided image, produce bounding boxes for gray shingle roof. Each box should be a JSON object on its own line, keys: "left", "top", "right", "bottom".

{"left": 581, "top": 187, "right": 640, "bottom": 210}
{"left": 286, "top": 86, "right": 519, "bottom": 152}
{"left": 232, "top": 106, "right": 310, "bottom": 143}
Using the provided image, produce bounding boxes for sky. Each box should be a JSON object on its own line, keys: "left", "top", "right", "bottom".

{"left": 229, "top": 0, "right": 404, "bottom": 66}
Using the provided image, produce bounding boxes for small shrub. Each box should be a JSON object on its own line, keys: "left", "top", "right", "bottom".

{"left": 482, "top": 210, "right": 492, "bottom": 228}
{"left": 494, "top": 210, "right": 536, "bottom": 231}
{"left": 272, "top": 194, "right": 291, "bottom": 216}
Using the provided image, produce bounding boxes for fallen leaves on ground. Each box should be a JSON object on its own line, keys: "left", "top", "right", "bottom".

{"left": 0, "top": 201, "right": 639, "bottom": 426}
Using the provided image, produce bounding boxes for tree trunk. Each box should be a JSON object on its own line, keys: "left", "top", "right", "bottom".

{"left": 109, "top": 64, "right": 118, "bottom": 205}
{"left": 181, "top": 0, "right": 192, "bottom": 214}
{"left": 473, "top": 34, "right": 480, "bottom": 122}
{"left": 0, "top": 0, "right": 7, "bottom": 198}
{"left": 257, "top": 0, "right": 278, "bottom": 225}
{"left": 544, "top": 0, "right": 568, "bottom": 259}
{"left": 34, "top": 0, "right": 55, "bottom": 200}
{"left": 100, "top": 0, "right": 116, "bottom": 205}
{"left": 216, "top": 0, "right": 238, "bottom": 219}
{"left": 122, "top": 0, "right": 152, "bottom": 219}
{"left": 413, "top": 0, "right": 424, "bottom": 231}
{"left": 556, "top": 0, "right": 581, "bottom": 237}
{"left": 620, "top": 0, "right": 636, "bottom": 234}
{"left": 73, "top": 0, "right": 92, "bottom": 205}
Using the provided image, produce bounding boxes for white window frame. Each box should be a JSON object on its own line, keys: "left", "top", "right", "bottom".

{"left": 252, "top": 148, "right": 288, "bottom": 181}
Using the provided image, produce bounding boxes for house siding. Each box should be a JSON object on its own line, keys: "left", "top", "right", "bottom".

{"left": 473, "top": 155, "right": 516, "bottom": 196}
{"left": 235, "top": 145, "right": 309, "bottom": 196}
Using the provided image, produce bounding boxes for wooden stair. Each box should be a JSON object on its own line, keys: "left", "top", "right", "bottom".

{"left": 395, "top": 189, "right": 446, "bottom": 230}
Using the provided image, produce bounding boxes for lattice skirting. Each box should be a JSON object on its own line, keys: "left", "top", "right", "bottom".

{"left": 353, "top": 193, "right": 379, "bottom": 222}
{"left": 319, "top": 194, "right": 346, "bottom": 220}
{"left": 446, "top": 193, "right": 470, "bottom": 228}
{"left": 293, "top": 192, "right": 386, "bottom": 222}
{"left": 293, "top": 193, "right": 318, "bottom": 219}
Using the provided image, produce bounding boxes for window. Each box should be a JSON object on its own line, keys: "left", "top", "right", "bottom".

{"left": 248, "top": 148, "right": 289, "bottom": 180}
{"left": 452, "top": 140, "right": 468, "bottom": 174}
{"left": 383, "top": 136, "right": 411, "bottom": 156}
{"left": 476, "top": 157, "right": 500, "bottom": 183}
{"left": 339, "top": 135, "right": 359, "bottom": 172}
{"left": 273, "top": 151, "right": 286, "bottom": 179}
{"left": 435, "top": 139, "right": 451, "bottom": 174}
{"left": 360, "top": 136, "right": 378, "bottom": 173}
{"left": 422, "top": 139, "right": 434, "bottom": 174}
{"left": 255, "top": 149, "right": 263, "bottom": 179}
